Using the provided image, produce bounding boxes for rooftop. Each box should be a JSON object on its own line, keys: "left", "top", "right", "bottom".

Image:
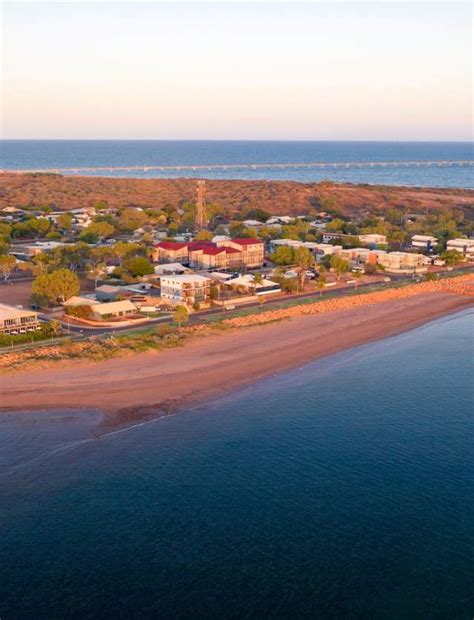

{"left": 0, "top": 303, "right": 37, "bottom": 320}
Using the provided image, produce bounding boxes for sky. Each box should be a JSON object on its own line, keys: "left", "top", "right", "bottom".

{"left": 1, "top": 2, "right": 472, "bottom": 141}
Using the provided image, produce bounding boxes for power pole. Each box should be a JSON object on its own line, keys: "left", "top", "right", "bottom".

{"left": 195, "top": 180, "right": 208, "bottom": 232}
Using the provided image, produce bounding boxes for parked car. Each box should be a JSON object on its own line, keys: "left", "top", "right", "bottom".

{"left": 284, "top": 270, "right": 298, "bottom": 279}
{"left": 383, "top": 277, "right": 392, "bottom": 283}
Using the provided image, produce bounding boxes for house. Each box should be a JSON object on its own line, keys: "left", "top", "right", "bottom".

{"left": 358, "top": 233, "right": 387, "bottom": 246}
{"left": 242, "top": 219, "right": 264, "bottom": 228}
{"left": 446, "top": 238, "right": 474, "bottom": 259}
{"left": 411, "top": 235, "right": 438, "bottom": 251}
{"left": 227, "top": 274, "right": 281, "bottom": 296}
{"left": 266, "top": 216, "right": 295, "bottom": 225}
{"left": 89, "top": 300, "right": 137, "bottom": 321}
{"left": 0, "top": 303, "right": 41, "bottom": 335}
{"left": 154, "top": 262, "right": 191, "bottom": 275}
{"left": 160, "top": 274, "right": 211, "bottom": 306}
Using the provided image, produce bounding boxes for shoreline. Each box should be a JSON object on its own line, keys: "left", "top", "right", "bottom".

{"left": 1, "top": 292, "right": 472, "bottom": 425}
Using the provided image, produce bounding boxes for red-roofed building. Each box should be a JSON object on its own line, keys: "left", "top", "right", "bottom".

{"left": 189, "top": 245, "right": 243, "bottom": 270}
{"left": 217, "top": 238, "right": 264, "bottom": 268}
{"left": 151, "top": 241, "right": 189, "bottom": 263}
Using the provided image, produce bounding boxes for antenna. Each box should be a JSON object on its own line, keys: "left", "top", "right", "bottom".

{"left": 195, "top": 180, "right": 208, "bottom": 232}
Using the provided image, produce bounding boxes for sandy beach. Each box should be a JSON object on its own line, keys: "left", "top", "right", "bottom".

{"left": 1, "top": 291, "right": 472, "bottom": 421}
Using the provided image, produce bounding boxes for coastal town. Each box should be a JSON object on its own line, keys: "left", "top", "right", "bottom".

{"left": 0, "top": 177, "right": 473, "bottom": 346}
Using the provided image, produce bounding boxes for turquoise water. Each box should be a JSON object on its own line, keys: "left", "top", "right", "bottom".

{"left": 1, "top": 140, "right": 473, "bottom": 187}
{"left": 1, "top": 310, "right": 473, "bottom": 618}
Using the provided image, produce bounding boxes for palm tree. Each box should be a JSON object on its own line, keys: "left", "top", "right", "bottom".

{"left": 294, "top": 247, "right": 314, "bottom": 291}
{"left": 353, "top": 270, "right": 362, "bottom": 290}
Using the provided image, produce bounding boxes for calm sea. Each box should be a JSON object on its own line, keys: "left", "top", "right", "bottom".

{"left": 1, "top": 140, "right": 473, "bottom": 187}
{"left": 1, "top": 310, "right": 473, "bottom": 619}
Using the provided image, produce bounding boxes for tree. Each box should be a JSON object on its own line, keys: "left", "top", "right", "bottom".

{"left": 324, "top": 218, "right": 345, "bottom": 233}
{"left": 210, "top": 285, "right": 219, "bottom": 300}
{"left": 32, "top": 269, "right": 80, "bottom": 306}
{"left": 316, "top": 275, "right": 326, "bottom": 296}
{"left": 173, "top": 304, "right": 189, "bottom": 327}
{"left": 363, "top": 261, "right": 377, "bottom": 275}
{"left": 123, "top": 256, "right": 154, "bottom": 277}
{"left": 0, "top": 255, "right": 16, "bottom": 281}
{"left": 118, "top": 208, "right": 148, "bottom": 232}
{"left": 253, "top": 272, "right": 264, "bottom": 285}
{"left": 440, "top": 249, "right": 463, "bottom": 267}
{"left": 87, "top": 262, "right": 107, "bottom": 287}
{"left": 195, "top": 230, "right": 213, "bottom": 241}
{"left": 271, "top": 246, "right": 295, "bottom": 266}
{"left": 112, "top": 241, "right": 142, "bottom": 265}
{"left": 57, "top": 213, "right": 73, "bottom": 232}
{"left": 330, "top": 255, "right": 349, "bottom": 280}
{"left": 353, "top": 270, "right": 362, "bottom": 289}
{"left": 80, "top": 221, "right": 115, "bottom": 243}
{"left": 49, "top": 319, "right": 62, "bottom": 338}
{"left": 294, "top": 246, "right": 314, "bottom": 289}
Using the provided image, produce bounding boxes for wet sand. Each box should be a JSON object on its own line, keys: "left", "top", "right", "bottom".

{"left": 1, "top": 292, "right": 472, "bottom": 421}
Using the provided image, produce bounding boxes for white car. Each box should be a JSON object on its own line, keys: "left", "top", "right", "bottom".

{"left": 284, "top": 270, "right": 298, "bottom": 279}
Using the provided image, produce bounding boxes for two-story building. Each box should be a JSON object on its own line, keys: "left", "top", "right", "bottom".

{"left": 446, "top": 238, "right": 474, "bottom": 259}
{"left": 0, "top": 303, "right": 41, "bottom": 335}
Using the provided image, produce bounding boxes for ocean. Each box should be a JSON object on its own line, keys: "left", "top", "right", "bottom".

{"left": 1, "top": 310, "right": 473, "bottom": 619}
{"left": 1, "top": 140, "right": 473, "bottom": 187}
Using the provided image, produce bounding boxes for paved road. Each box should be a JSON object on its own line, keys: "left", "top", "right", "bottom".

{"left": 32, "top": 264, "right": 474, "bottom": 337}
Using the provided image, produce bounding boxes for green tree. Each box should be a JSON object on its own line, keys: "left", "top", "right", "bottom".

{"left": 316, "top": 275, "right": 326, "bottom": 296}
{"left": 195, "top": 230, "right": 213, "bottom": 241}
{"left": 118, "top": 208, "right": 148, "bottom": 232}
{"left": 271, "top": 246, "right": 295, "bottom": 266}
{"left": 353, "top": 270, "right": 362, "bottom": 289}
{"left": 364, "top": 261, "right": 377, "bottom": 275}
{"left": 0, "top": 255, "right": 16, "bottom": 281}
{"left": 330, "top": 255, "right": 350, "bottom": 280}
{"left": 294, "top": 246, "right": 314, "bottom": 289}
{"left": 123, "top": 256, "right": 154, "bottom": 277}
{"left": 57, "top": 213, "right": 73, "bottom": 231}
{"left": 32, "top": 269, "right": 80, "bottom": 306}
{"left": 325, "top": 218, "right": 345, "bottom": 233}
{"left": 80, "top": 221, "right": 115, "bottom": 243}
{"left": 173, "top": 304, "right": 189, "bottom": 327}
{"left": 440, "top": 249, "right": 463, "bottom": 267}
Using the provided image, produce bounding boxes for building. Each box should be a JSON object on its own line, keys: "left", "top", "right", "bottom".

{"left": 90, "top": 300, "right": 137, "bottom": 321}
{"left": 160, "top": 274, "right": 211, "bottom": 306}
{"left": 358, "top": 233, "right": 387, "bottom": 246}
{"left": 216, "top": 238, "right": 264, "bottom": 267}
{"left": 340, "top": 247, "right": 379, "bottom": 265}
{"left": 150, "top": 241, "right": 189, "bottom": 264}
{"left": 377, "top": 251, "right": 426, "bottom": 273}
{"left": 63, "top": 296, "right": 137, "bottom": 320}
{"left": 189, "top": 245, "right": 242, "bottom": 270}
{"left": 227, "top": 274, "right": 281, "bottom": 296}
{"left": 0, "top": 303, "right": 41, "bottom": 335}
{"left": 446, "top": 238, "right": 474, "bottom": 259}
{"left": 411, "top": 235, "right": 438, "bottom": 251}
{"left": 151, "top": 238, "right": 264, "bottom": 270}
{"left": 154, "top": 262, "right": 191, "bottom": 276}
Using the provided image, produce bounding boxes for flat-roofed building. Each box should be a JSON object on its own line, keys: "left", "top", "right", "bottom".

{"left": 359, "top": 233, "right": 387, "bottom": 245}
{"left": 0, "top": 303, "right": 40, "bottom": 335}
{"left": 446, "top": 238, "right": 474, "bottom": 258}
{"left": 411, "top": 235, "right": 438, "bottom": 251}
{"left": 378, "top": 251, "right": 426, "bottom": 272}
{"left": 90, "top": 300, "right": 137, "bottom": 321}
{"left": 160, "top": 274, "right": 211, "bottom": 306}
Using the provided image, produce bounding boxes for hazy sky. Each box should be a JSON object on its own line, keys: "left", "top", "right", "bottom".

{"left": 1, "top": 2, "right": 472, "bottom": 140}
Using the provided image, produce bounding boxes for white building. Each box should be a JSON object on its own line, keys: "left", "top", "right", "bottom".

{"left": 359, "top": 233, "right": 387, "bottom": 245}
{"left": 446, "top": 238, "right": 474, "bottom": 259}
{"left": 0, "top": 303, "right": 41, "bottom": 335}
{"left": 227, "top": 274, "right": 281, "bottom": 296}
{"left": 160, "top": 274, "right": 211, "bottom": 306}
{"left": 411, "top": 235, "right": 438, "bottom": 250}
